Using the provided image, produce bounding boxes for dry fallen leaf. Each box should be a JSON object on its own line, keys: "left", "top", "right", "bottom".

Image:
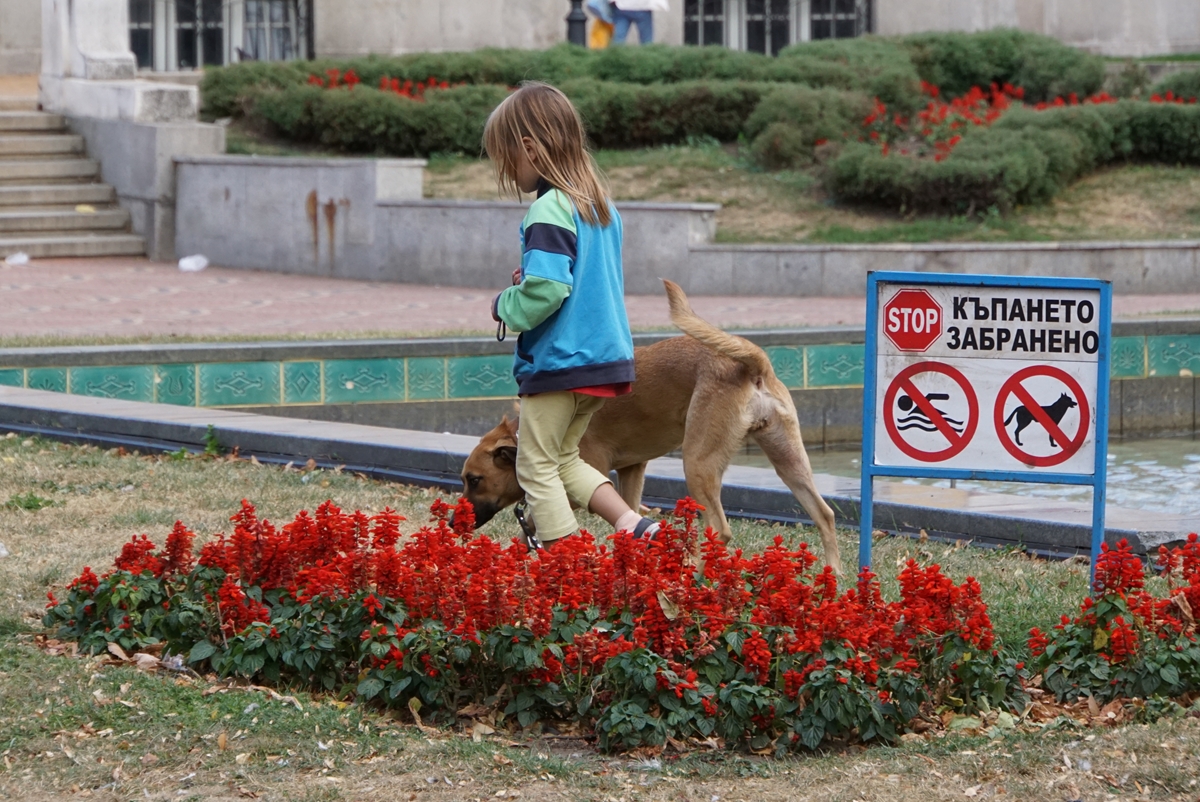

{"left": 656, "top": 590, "right": 680, "bottom": 621}
{"left": 217, "top": 732, "right": 228, "bottom": 751}
{"left": 235, "top": 752, "right": 251, "bottom": 765}
{"left": 964, "top": 786, "right": 981, "bottom": 798}
{"left": 493, "top": 752, "right": 513, "bottom": 766}
{"left": 106, "top": 643, "right": 129, "bottom": 662}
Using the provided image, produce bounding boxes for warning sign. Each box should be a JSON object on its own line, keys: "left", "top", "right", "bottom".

{"left": 882, "top": 362, "right": 978, "bottom": 462}
{"left": 871, "top": 282, "right": 1102, "bottom": 475}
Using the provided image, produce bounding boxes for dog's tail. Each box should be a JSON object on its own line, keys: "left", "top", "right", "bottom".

{"left": 663, "top": 279, "right": 773, "bottom": 376}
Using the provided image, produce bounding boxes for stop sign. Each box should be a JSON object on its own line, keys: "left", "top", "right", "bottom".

{"left": 883, "top": 289, "right": 942, "bottom": 351}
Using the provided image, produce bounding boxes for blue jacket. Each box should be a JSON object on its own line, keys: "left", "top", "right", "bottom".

{"left": 493, "top": 181, "right": 635, "bottom": 395}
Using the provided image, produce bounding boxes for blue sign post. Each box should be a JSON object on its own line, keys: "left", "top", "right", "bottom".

{"left": 860, "top": 272, "right": 1112, "bottom": 582}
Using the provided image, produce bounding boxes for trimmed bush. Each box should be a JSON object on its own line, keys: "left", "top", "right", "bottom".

{"left": 825, "top": 101, "right": 1200, "bottom": 212}
{"left": 247, "top": 80, "right": 779, "bottom": 155}
{"left": 251, "top": 84, "right": 510, "bottom": 156}
{"left": 1152, "top": 68, "right": 1200, "bottom": 102}
{"left": 744, "top": 86, "right": 873, "bottom": 168}
{"left": 904, "top": 29, "right": 1106, "bottom": 104}
{"left": 562, "top": 79, "right": 772, "bottom": 148}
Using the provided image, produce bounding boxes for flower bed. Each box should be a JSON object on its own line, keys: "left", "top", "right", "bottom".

{"left": 41, "top": 497, "right": 1200, "bottom": 751}
{"left": 45, "top": 498, "right": 1028, "bottom": 753}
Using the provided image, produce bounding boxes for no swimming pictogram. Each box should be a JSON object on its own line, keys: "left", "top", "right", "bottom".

{"left": 883, "top": 361, "right": 979, "bottom": 462}
{"left": 993, "top": 365, "right": 1090, "bottom": 468}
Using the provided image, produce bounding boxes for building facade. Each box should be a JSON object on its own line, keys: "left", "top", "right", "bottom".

{"left": 1, "top": 0, "right": 1197, "bottom": 78}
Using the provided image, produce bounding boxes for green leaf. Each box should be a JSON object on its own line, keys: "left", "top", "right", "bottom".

{"left": 188, "top": 640, "right": 216, "bottom": 663}
{"left": 358, "top": 678, "right": 385, "bottom": 699}
{"left": 1161, "top": 664, "right": 1180, "bottom": 688}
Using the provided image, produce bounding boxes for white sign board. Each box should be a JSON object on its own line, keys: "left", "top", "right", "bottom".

{"left": 873, "top": 284, "right": 1102, "bottom": 475}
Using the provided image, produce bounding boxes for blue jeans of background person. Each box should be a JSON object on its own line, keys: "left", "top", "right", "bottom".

{"left": 612, "top": 9, "right": 653, "bottom": 44}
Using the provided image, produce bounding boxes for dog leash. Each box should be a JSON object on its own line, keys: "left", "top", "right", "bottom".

{"left": 513, "top": 500, "right": 543, "bottom": 553}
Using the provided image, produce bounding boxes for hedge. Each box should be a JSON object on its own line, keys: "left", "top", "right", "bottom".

{"left": 904, "top": 29, "right": 1106, "bottom": 104}
{"left": 743, "top": 86, "right": 873, "bottom": 168}
{"left": 1152, "top": 68, "right": 1200, "bottom": 102}
{"left": 202, "top": 31, "right": 1104, "bottom": 123}
{"left": 248, "top": 80, "right": 781, "bottom": 155}
{"left": 824, "top": 101, "right": 1200, "bottom": 212}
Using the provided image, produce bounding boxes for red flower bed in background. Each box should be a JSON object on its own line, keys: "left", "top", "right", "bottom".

{"left": 45, "top": 498, "right": 1026, "bottom": 752}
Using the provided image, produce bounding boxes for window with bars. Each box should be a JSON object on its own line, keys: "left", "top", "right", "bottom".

{"left": 129, "top": 0, "right": 155, "bottom": 68}
{"left": 684, "top": 0, "right": 726, "bottom": 46}
{"left": 810, "top": 0, "right": 870, "bottom": 40}
{"left": 175, "top": 0, "right": 225, "bottom": 69}
{"left": 243, "top": 0, "right": 301, "bottom": 62}
{"left": 745, "top": 0, "right": 789, "bottom": 56}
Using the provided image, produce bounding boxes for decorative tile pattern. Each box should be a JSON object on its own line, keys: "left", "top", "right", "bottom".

{"left": 805, "top": 344, "right": 864, "bottom": 387}
{"left": 323, "top": 359, "right": 404, "bottom": 405}
{"left": 406, "top": 357, "right": 446, "bottom": 400}
{"left": 199, "top": 362, "right": 281, "bottom": 407}
{"left": 0, "top": 369, "right": 22, "bottom": 388}
{"left": 26, "top": 368, "right": 67, "bottom": 393}
{"left": 69, "top": 366, "right": 154, "bottom": 402}
{"left": 1110, "top": 336, "right": 1146, "bottom": 379}
{"left": 1147, "top": 335, "right": 1200, "bottom": 378}
{"left": 283, "top": 361, "right": 322, "bottom": 404}
{"left": 155, "top": 364, "right": 196, "bottom": 405}
{"left": 766, "top": 346, "right": 804, "bottom": 389}
{"left": 448, "top": 355, "right": 518, "bottom": 398}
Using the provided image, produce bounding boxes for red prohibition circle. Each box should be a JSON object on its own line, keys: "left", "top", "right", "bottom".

{"left": 883, "top": 361, "right": 979, "bottom": 462}
{"left": 993, "top": 365, "right": 1090, "bottom": 468}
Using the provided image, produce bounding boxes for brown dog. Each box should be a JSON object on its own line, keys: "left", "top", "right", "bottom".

{"left": 460, "top": 280, "right": 841, "bottom": 574}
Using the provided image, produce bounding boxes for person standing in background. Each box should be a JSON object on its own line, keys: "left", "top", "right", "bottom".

{"left": 611, "top": 0, "right": 668, "bottom": 45}
{"left": 586, "top": 0, "right": 615, "bottom": 48}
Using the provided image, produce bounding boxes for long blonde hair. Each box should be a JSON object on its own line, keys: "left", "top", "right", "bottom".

{"left": 483, "top": 82, "right": 612, "bottom": 227}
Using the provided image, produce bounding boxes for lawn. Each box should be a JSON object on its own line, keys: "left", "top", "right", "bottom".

{"left": 424, "top": 143, "right": 1200, "bottom": 246}
{"left": 2, "top": 435, "right": 1199, "bottom": 800}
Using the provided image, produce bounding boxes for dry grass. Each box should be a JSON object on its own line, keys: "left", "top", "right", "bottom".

{"left": 424, "top": 146, "right": 1200, "bottom": 245}
{"left": 2, "top": 435, "right": 1198, "bottom": 801}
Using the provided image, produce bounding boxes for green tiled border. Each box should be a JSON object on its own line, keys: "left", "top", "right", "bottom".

{"left": 324, "top": 359, "right": 404, "bottom": 404}
{"left": 0, "top": 337, "right": 1180, "bottom": 409}
{"left": 805, "top": 344, "right": 864, "bottom": 388}
{"left": 448, "top": 355, "right": 518, "bottom": 399}
{"left": 283, "top": 361, "right": 323, "bottom": 405}
{"left": 27, "top": 367, "right": 67, "bottom": 393}
{"left": 1148, "top": 334, "right": 1200, "bottom": 378}
{"left": 199, "top": 362, "right": 281, "bottom": 407}
{"left": 70, "top": 365, "right": 154, "bottom": 402}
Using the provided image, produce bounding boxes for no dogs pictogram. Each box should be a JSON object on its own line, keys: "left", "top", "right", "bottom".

{"left": 993, "top": 365, "right": 1090, "bottom": 468}
{"left": 883, "top": 362, "right": 979, "bottom": 462}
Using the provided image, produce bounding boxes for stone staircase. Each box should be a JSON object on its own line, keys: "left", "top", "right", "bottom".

{"left": 0, "top": 100, "right": 145, "bottom": 259}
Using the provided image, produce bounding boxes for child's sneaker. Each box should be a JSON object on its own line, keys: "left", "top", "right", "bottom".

{"left": 632, "top": 517, "right": 659, "bottom": 541}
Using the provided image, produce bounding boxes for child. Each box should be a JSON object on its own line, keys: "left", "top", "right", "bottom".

{"left": 483, "top": 82, "right": 658, "bottom": 549}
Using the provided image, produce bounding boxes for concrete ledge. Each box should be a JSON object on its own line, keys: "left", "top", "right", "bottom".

{"left": 0, "top": 387, "right": 1195, "bottom": 557}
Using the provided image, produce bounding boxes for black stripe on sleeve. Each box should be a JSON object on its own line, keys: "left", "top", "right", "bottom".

{"left": 523, "top": 223, "right": 577, "bottom": 259}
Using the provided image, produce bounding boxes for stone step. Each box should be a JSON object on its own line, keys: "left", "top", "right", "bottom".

{"left": 0, "top": 233, "right": 145, "bottom": 259}
{"left": 0, "top": 111, "right": 66, "bottom": 133}
{"left": 0, "top": 208, "right": 130, "bottom": 234}
{"left": 0, "top": 184, "right": 115, "bottom": 207}
{"left": 0, "top": 97, "right": 38, "bottom": 112}
{"left": 0, "top": 159, "right": 100, "bottom": 184}
{"left": 0, "top": 134, "right": 85, "bottom": 159}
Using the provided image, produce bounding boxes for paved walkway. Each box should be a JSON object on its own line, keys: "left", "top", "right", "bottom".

{"left": 2, "top": 257, "right": 1199, "bottom": 341}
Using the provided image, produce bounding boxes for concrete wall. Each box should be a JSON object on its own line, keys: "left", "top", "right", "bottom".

{"left": 314, "top": 0, "right": 681, "bottom": 58}
{"left": 175, "top": 162, "right": 1200, "bottom": 297}
{"left": 0, "top": 0, "right": 40, "bottom": 74}
{"left": 73, "top": 119, "right": 225, "bottom": 260}
{"left": 174, "top": 156, "right": 716, "bottom": 291}
{"left": 876, "top": 0, "right": 1200, "bottom": 57}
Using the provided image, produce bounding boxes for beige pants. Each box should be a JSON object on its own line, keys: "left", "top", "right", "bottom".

{"left": 516, "top": 391, "right": 611, "bottom": 543}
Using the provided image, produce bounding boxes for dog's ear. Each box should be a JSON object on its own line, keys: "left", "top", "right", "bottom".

{"left": 492, "top": 445, "right": 518, "bottom": 467}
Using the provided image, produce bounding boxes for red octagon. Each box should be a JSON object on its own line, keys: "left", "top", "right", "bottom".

{"left": 883, "top": 289, "right": 943, "bottom": 352}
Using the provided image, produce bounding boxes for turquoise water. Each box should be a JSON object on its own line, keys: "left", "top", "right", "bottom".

{"left": 730, "top": 437, "right": 1200, "bottom": 517}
